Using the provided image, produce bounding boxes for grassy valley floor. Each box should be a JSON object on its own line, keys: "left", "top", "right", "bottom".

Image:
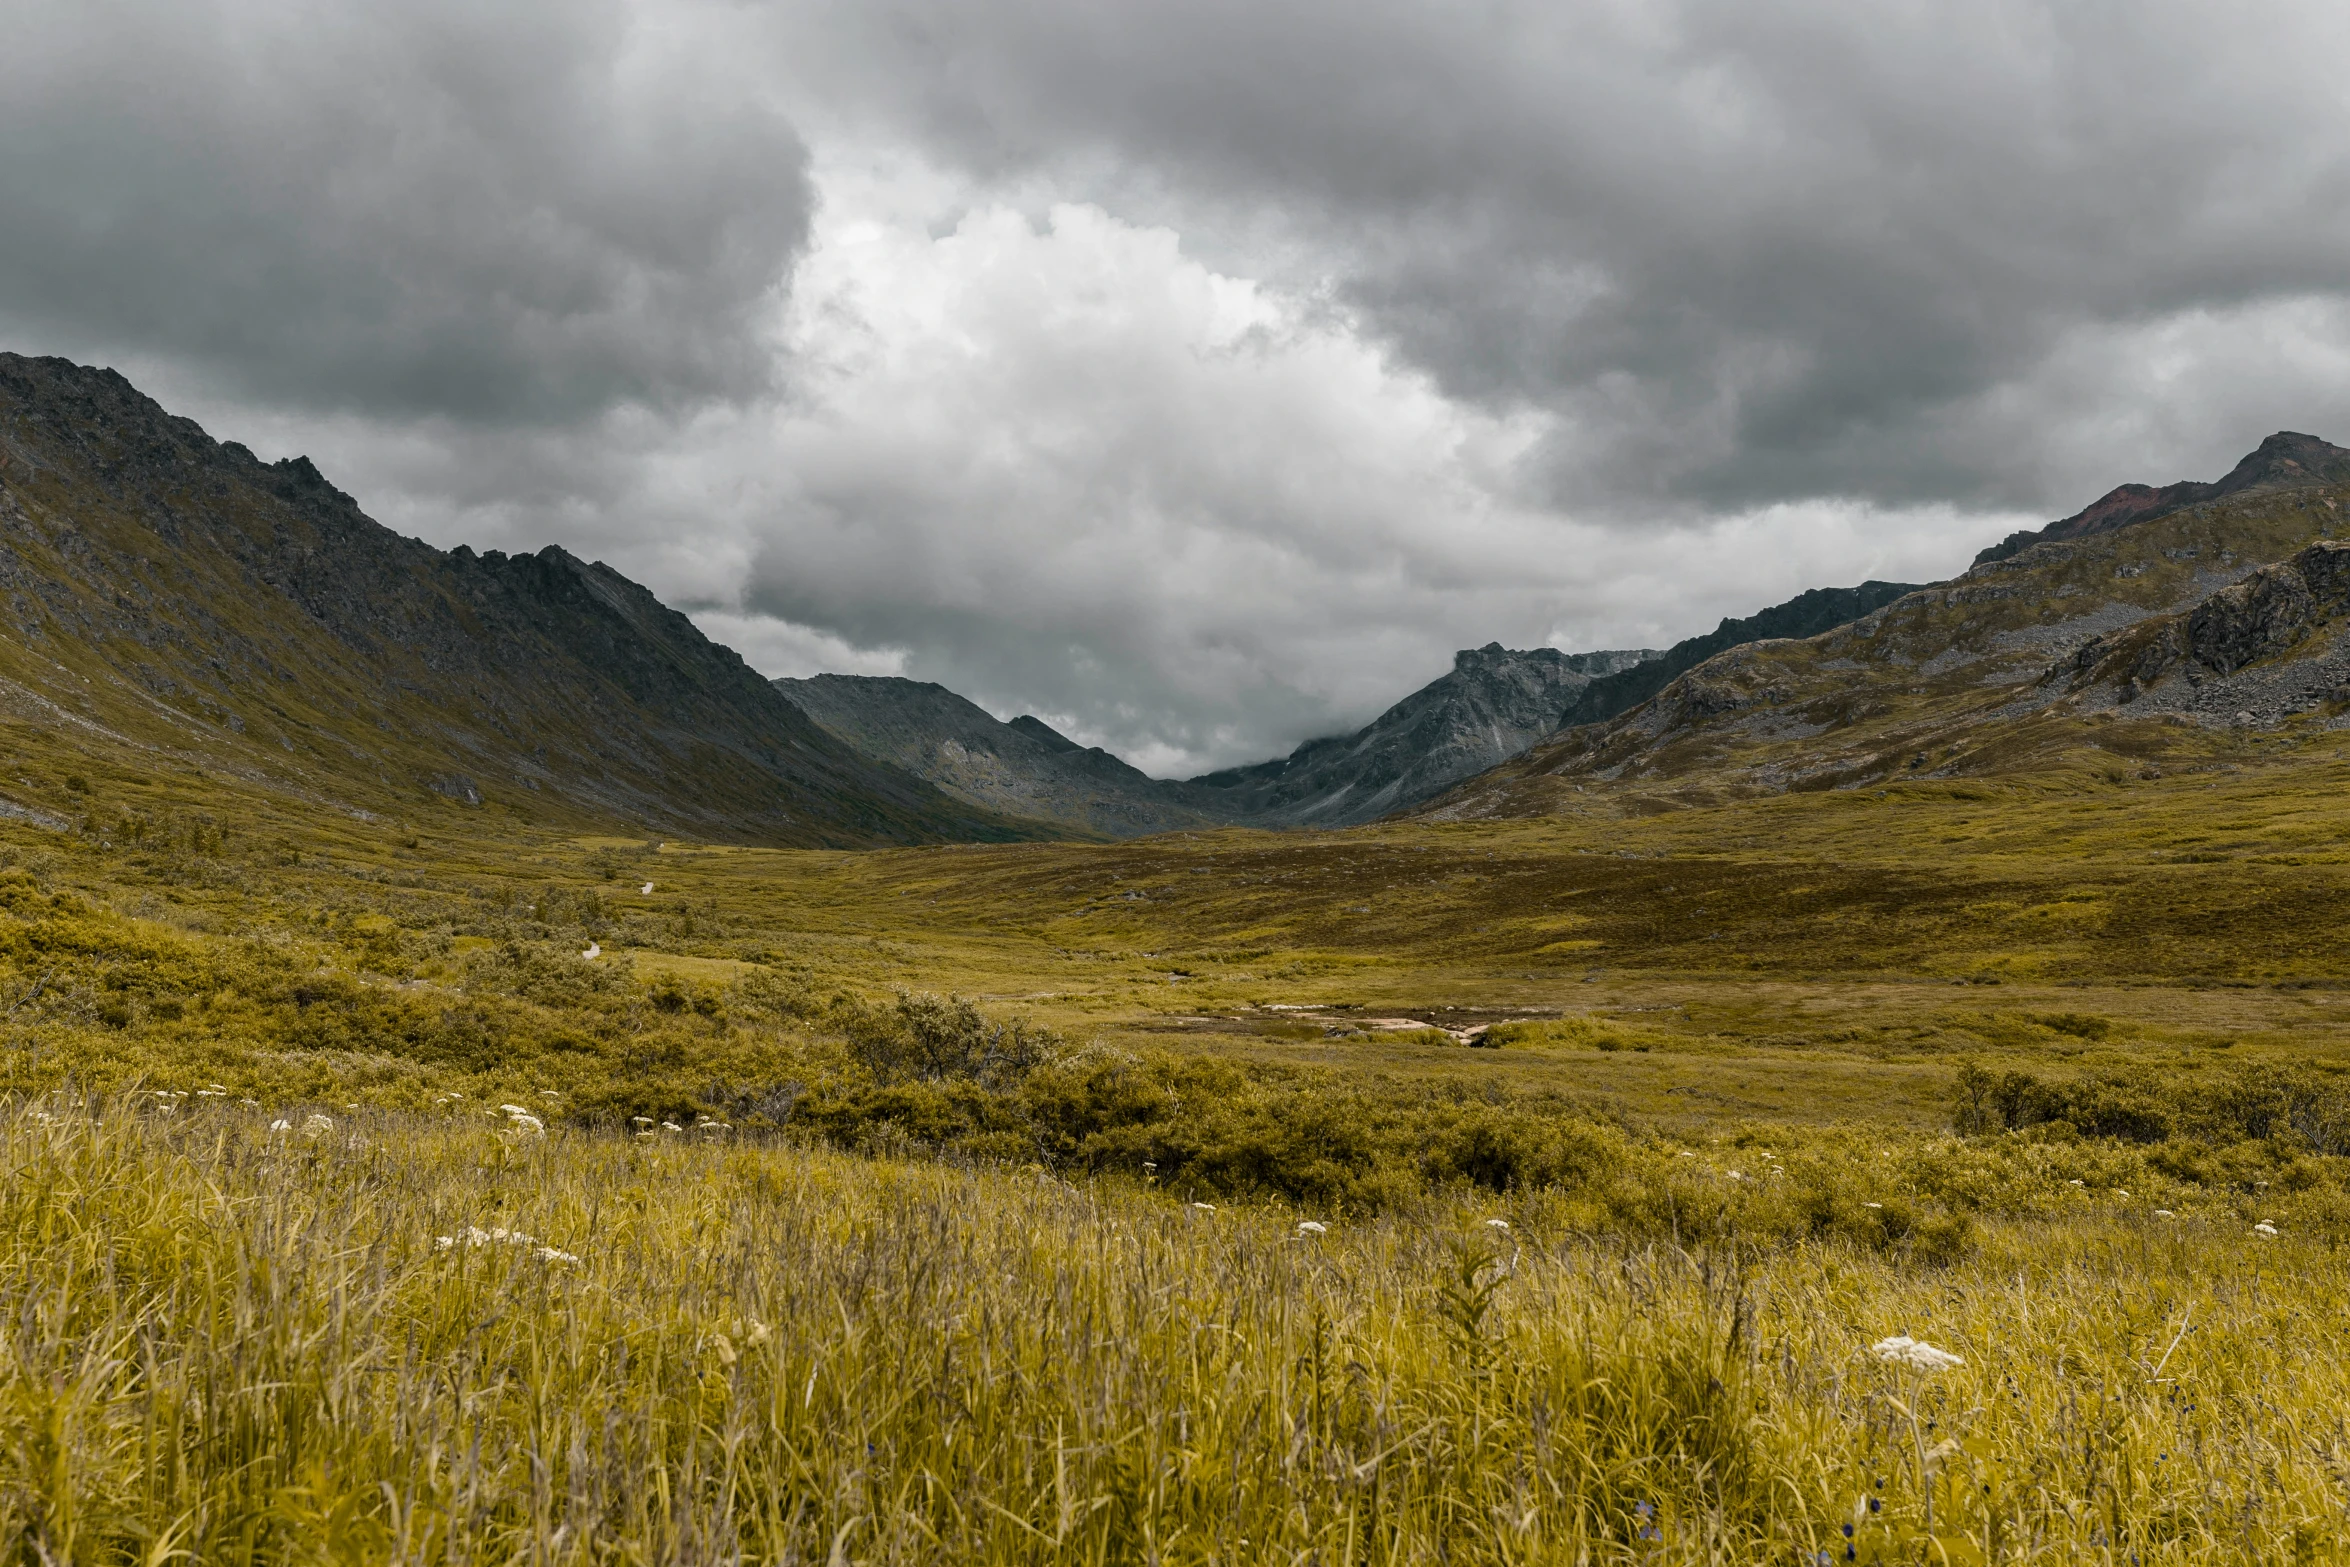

{"left": 8, "top": 727, "right": 2350, "bottom": 1557}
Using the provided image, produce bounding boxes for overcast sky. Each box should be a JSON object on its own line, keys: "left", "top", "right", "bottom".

{"left": 10, "top": 1, "right": 2350, "bottom": 773}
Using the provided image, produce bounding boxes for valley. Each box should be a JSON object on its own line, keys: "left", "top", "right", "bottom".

{"left": 11, "top": 357, "right": 2350, "bottom": 1559}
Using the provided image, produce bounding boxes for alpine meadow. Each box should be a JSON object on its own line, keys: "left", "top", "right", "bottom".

{"left": 16, "top": 5, "right": 2350, "bottom": 1560}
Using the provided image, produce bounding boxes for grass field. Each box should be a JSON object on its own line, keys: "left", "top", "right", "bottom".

{"left": 9, "top": 722, "right": 2350, "bottom": 1558}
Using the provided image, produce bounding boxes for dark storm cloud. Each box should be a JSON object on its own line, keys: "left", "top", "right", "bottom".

{"left": 772, "top": 0, "right": 2350, "bottom": 515}
{"left": 0, "top": 0, "right": 812, "bottom": 422}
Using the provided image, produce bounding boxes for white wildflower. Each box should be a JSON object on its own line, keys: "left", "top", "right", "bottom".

{"left": 1483, "top": 1218, "right": 1510, "bottom": 1231}
{"left": 538, "top": 1089, "right": 560, "bottom": 1099}
{"left": 1863, "top": 1202, "right": 1884, "bottom": 1209}
{"left": 300, "top": 1113, "right": 334, "bottom": 1139}
{"left": 641, "top": 882, "right": 655, "bottom": 895}
{"left": 1191, "top": 1202, "right": 1217, "bottom": 1213}
{"left": 505, "top": 1112, "right": 545, "bottom": 1136}
{"left": 534, "top": 1246, "right": 580, "bottom": 1265}
{"left": 2115, "top": 1190, "right": 2130, "bottom": 1198}
{"left": 631, "top": 1116, "right": 654, "bottom": 1126}
{"left": 1872, "top": 1335, "right": 1965, "bottom": 1372}
{"left": 2068, "top": 1179, "right": 2084, "bottom": 1187}
{"left": 1296, "top": 1220, "right": 1328, "bottom": 1236}
{"left": 660, "top": 1121, "right": 683, "bottom": 1133}
{"left": 2154, "top": 1209, "right": 2175, "bottom": 1218}
{"left": 2253, "top": 1220, "right": 2280, "bottom": 1238}
{"left": 1728, "top": 1170, "right": 1744, "bottom": 1181}
{"left": 581, "top": 942, "right": 600, "bottom": 961}
{"left": 499, "top": 1103, "right": 529, "bottom": 1116}
{"left": 1677, "top": 1150, "right": 1695, "bottom": 1158}
{"left": 267, "top": 1117, "right": 291, "bottom": 1134}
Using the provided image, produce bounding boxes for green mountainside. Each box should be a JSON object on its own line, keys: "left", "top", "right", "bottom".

{"left": 0, "top": 353, "right": 1041, "bottom": 847}
{"left": 1427, "top": 432, "right": 2350, "bottom": 818}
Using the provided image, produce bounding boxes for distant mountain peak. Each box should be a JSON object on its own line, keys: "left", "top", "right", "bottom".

{"left": 1976, "top": 431, "right": 2350, "bottom": 565}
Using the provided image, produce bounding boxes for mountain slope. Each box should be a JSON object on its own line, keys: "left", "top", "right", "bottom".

{"left": 1183, "top": 643, "right": 1654, "bottom": 828}
{"left": 0, "top": 353, "right": 1041, "bottom": 846}
{"left": 1974, "top": 432, "right": 2350, "bottom": 565}
{"left": 1425, "top": 433, "right": 2350, "bottom": 820}
{"left": 774, "top": 675, "right": 1226, "bottom": 837}
{"left": 1553, "top": 581, "right": 1923, "bottom": 729}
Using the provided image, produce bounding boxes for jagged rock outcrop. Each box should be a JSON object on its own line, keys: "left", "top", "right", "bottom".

{"left": 2059, "top": 541, "right": 2350, "bottom": 704}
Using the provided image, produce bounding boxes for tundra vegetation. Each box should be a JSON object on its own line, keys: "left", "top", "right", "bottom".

{"left": 8, "top": 733, "right": 2350, "bottom": 1561}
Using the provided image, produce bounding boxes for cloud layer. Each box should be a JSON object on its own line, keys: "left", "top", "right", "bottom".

{"left": 10, "top": 1, "right": 2350, "bottom": 772}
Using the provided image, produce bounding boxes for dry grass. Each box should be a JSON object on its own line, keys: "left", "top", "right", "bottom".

{"left": 4, "top": 1099, "right": 2347, "bottom": 1564}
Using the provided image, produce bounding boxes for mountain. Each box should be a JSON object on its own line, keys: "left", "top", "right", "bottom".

{"left": 1182, "top": 644, "right": 1655, "bottom": 828}
{"left": 1423, "top": 433, "right": 2350, "bottom": 820}
{"left": 774, "top": 675, "right": 1227, "bottom": 838}
{"left": 0, "top": 353, "right": 1042, "bottom": 847}
{"left": 1974, "top": 432, "right": 2350, "bottom": 565}
{"left": 1552, "top": 581, "right": 1923, "bottom": 730}
{"left": 780, "top": 645, "right": 1659, "bottom": 836}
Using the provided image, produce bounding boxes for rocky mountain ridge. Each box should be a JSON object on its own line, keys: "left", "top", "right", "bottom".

{"left": 774, "top": 675, "right": 1228, "bottom": 838}
{"left": 1424, "top": 433, "right": 2350, "bottom": 821}
{"left": 0, "top": 353, "right": 1038, "bottom": 846}
{"left": 1974, "top": 432, "right": 2350, "bottom": 565}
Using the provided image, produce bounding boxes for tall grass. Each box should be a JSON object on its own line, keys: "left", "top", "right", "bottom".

{"left": 2, "top": 1100, "right": 2346, "bottom": 1563}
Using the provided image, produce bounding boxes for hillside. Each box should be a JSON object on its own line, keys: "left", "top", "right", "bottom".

{"left": 1551, "top": 580, "right": 1921, "bottom": 729}
{"left": 1427, "top": 432, "right": 2350, "bottom": 819}
{"left": 1974, "top": 431, "right": 2350, "bottom": 565}
{"left": 774, "top": 674, "right": 1225, "bottom": 837}
{"left": 1183, "top": 642, "right": 1654, "bottom": 827}
{"left": 0, "top": 354, "right": 1040, "bottom": 847}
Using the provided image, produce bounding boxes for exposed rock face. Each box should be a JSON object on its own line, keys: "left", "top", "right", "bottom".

{"left": 0, "top": 353, "right": 1036, "bottom": 846}
{"left": 774, "top": 675, "right": 1228, "bottom": 838}
{"left": 1976, "top": 432, "right": 2350, "bottom": 565}
{"left": 2062, "top": 541, "right": 2350, "bottom": 705}
{"left": 1183, "top": 643, "right": 1656, "bottom": 828}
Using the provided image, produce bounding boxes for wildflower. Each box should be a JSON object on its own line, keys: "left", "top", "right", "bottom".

{"left": 241, "top": 1098, "right": 259, "bottom": 1107}
{"left": 301, "top": 1114, "right": 333, "bottom": 1138}
{"left": 2068, "top": 1179, "right": 2084, "bottom": 1187}
{"left": 2154, "top": 1209, "right": 2175, "bottom": 1218}
{"left": 1191, "top": 1201, "right": 1217, "bottom": 1212}
{"left": 1483, "top": 1218, "right": 1510, "bottom": 1231}
{"left": 742, "top": 1318, "right": 772, "bottom": 1346}
{"left": 1677, "top": 1150, "right": 1695, "bottom": 1158}
{"left": 1728, "top": 1170, "right": 1744, "bottom": 1181}
{"left": 534, "top": 1246, "right": 580, "bottom": 1265}
{"left": 538, "top": 1089, "right": 560, "bottom": 1099}
{"left": 581, "top": 942, "right": 600, "bottom": 961}
{"left": 500, "top": 1103, "right": 530, "bottom": 1116}
{"left": 2115, "top": 1189, "right": 2131, "bottom": 1198}
{"left": 1297, "top": 1220, "right": 1328, "bottom": 1236}
{"left": 268, "top": 1118, "right": 291, "bottom": 1134}
{"left": 1871, "top": 1335, "right": 1964, "bottom": 1372}
{"left": 1862, "top": 1201, "right": 1884, "bottom": 1209}
{"left": 660, "top": 1121, "right": 683, "bottom": 1133}
{"left": 631, "top": 1116, "right": 654, "bottom": 1126}
{"left": 641, "top": 881, "right": 655, "bottom": 895}
{"left": 2253, "top": 1220, "right": 2279, "bottom": 1238}
{"left": 505, "top": 1112, "right": 545, "bottom": 1135}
